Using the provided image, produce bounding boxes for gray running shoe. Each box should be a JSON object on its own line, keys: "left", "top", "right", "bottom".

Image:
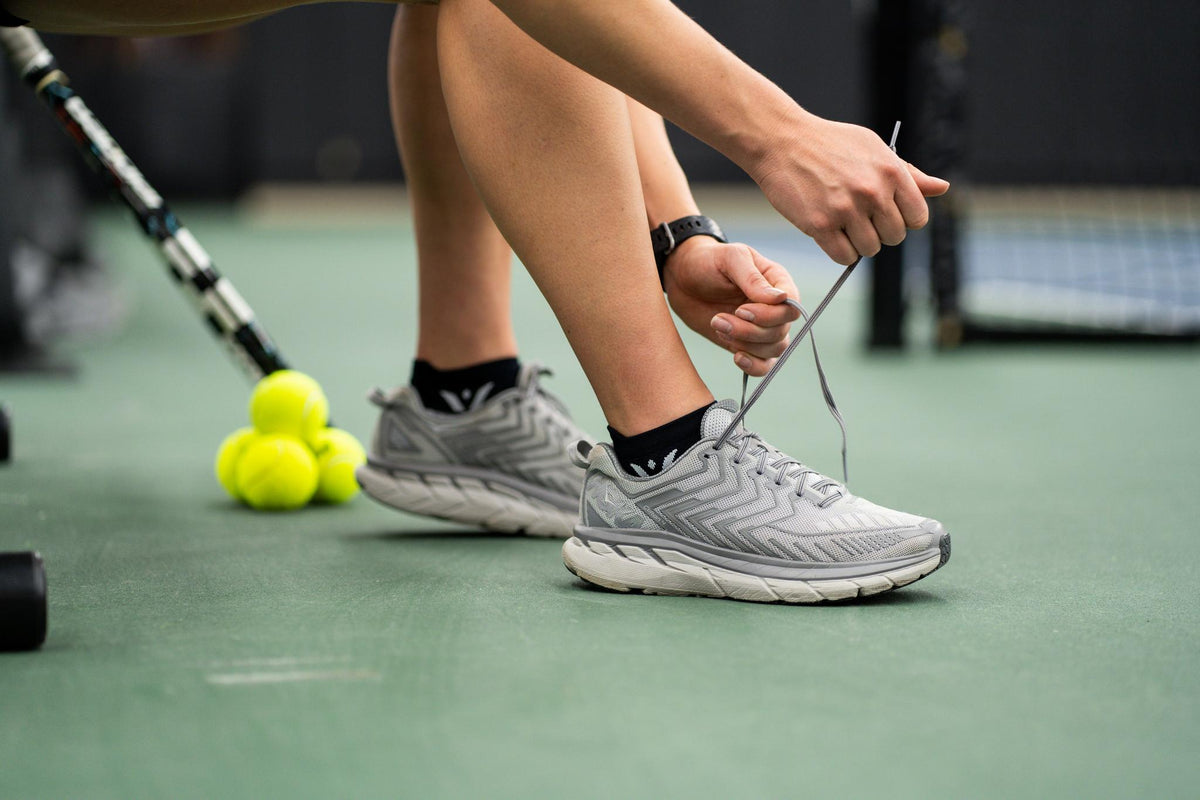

{"left": 357, "top": 364, "right": 591, "bottom": 537}
{"left": 563, "top": 400, "right": 950, "bottom": 603}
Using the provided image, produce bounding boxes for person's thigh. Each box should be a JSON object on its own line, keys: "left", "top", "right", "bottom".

{"left": 2, "top": 0, "right": 419, "bottom": 36}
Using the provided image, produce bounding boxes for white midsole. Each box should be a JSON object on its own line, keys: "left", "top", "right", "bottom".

{"left": 357, "top": 464, "right": 576, "bottom": 538}
{"left": 562, "top": 536, "right": 943, "bottom": 603}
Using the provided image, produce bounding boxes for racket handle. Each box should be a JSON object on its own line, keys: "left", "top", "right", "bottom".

{"left": 0, "top": 26, "right": 53, "bottom": 81}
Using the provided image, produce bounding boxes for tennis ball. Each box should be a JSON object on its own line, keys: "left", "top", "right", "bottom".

{"left": 249, "top": 370, "right": 328, "bottom": 445}
{"left": 214, "top": 426, "right": 257, "bottom": 501}
{"left": 311, "top": 428, "right": 366, "bottom": 504}
{"left": 235, "top": 433, "right": 319, "bottom": 511}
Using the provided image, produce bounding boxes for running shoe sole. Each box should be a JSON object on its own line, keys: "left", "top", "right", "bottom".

{"left": 563, "top": 526, "right": 951, "bottom": 603}
{"left": 357, "top": 460, "right": 577, "bottom": 538}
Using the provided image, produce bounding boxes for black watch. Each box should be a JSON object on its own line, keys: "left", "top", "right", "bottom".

{"left": 651, "top": 215, "right": 727, "bottom": 287}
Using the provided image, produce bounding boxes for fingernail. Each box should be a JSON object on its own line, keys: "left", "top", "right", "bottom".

{"left": 735, "top": 354, "right": 753, "bottom": 370}
{"left": 712, "top": 316, "right": 733, "bottom": 334}
{"left": 767, "top": 287, "right": 786, "bottom": 296}
{"left": 735, "top": 308, "right": 756, "bottom": 322}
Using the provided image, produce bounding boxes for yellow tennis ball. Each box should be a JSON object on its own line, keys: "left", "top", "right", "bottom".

{"left": 214, "top": 426, "right": 257, "bottom": 501}
{"left": 249, "top": 370, "right": 329, "bottom": 445}
{"left": 234, "top": 434, "right": 319, "bottom": 511}
{"left": 311, "top": 427, "right": 366, "bottom": 504}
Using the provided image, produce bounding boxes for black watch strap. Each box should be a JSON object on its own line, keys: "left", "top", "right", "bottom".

{"left": 651, "top": 215, "right": 727, "bottom": 287}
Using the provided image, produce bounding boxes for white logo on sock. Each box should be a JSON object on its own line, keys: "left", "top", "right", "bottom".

{"left": 438, "top": 381, "right": 494, "bottom": 413}
{"left": 440, "top": 390, "right": 466, "bottom": 413}
{"left": 629, "top": 448, "right": 678, "bottom": 478}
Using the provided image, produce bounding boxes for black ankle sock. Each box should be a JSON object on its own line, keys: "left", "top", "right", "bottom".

{"left": 411, "top": 357, "right": 520, "bottom": 413}
{"left": 608, "top": 402, "right": 714, "bottom": 477}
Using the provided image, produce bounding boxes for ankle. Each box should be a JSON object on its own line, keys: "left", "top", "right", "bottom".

{"left": 601, "top": 383, "right": 714, "bottom": 438}
{"left": 414, "top": 338, "right": 518, "bottom": 371}
{"left": 608, "top": 402, "right": 714, "bottom": 477}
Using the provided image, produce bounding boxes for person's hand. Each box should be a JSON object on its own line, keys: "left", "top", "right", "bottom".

{"left": 751, "top": 112, "right": 950, "bottom": 265}
{"left": 662, "top": 236, "right": 799, "bottom": 377}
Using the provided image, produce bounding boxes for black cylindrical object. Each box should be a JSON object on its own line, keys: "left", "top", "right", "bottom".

{"left": 0, "top": 551, "right": 47, "bottom": 651}
{"left": 0, "top": 403, "right": 11, "bottom": 462}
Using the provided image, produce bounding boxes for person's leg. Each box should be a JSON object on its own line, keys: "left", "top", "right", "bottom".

{"left": 358, "top": 0, "right": 712, "bottom": 535}
{"left": 429, "top": 0, "right": 949, "bottom": 602}
{"left": 359, "top": 2, "right": 589, "bottom": 537}
{"left": 435, "top": 0, "right": 712, "bottom": 437}
{"left": 388, "top": 3, "right": 517, "bottom": 372}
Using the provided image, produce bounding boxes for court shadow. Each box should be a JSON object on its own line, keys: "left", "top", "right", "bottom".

{"left": 204, "top": 500, "right": 399, "bottom": 515}
{"left": 832, "top": 587, "right": 947, "bottom": 607}
{"left": 341, "top": 528, "right": 540, "bottom": 544}
{"left": 203, "top": 499, "right": 352, "bottom": 515}
{"left": 205, "top": 499, "right": 256, "bottom": 514}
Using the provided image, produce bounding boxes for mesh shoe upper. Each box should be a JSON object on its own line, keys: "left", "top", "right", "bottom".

{"left": 580, "top": 401, "right": 940, "bottom": 564}
{"left": 368, "top": 363, "right": 591, "bottom": 500}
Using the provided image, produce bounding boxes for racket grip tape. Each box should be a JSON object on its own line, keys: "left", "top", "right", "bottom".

{"left": 0, "top": 26, "right": 54, "bottom": 82}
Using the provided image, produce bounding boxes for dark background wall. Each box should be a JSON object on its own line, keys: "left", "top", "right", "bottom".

{"left": 963, "top": 1, "right": 1200, "bottom": 184}
{"left": 32, "top": 0, "right": 1200, "bottom": 195}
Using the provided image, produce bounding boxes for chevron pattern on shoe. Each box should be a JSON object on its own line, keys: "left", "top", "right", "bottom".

{"left": 360, "top": 364, "right": 589, "bottom": 537}
{"left": 579, "top": 402, "right": 942, "bottom": 566}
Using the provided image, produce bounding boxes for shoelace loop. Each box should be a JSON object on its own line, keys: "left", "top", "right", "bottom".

{"left": 715, "top": 122, "right": 901, "bottom": 485}
{"left": 714, "top": 259, "right": 858, "bottom": 485}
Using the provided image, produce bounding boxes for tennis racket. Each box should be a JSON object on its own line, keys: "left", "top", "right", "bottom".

{"left": 1, "top": 26, "right": 288, "bottom": 381}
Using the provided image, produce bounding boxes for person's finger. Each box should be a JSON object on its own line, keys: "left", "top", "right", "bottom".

{"left": 711, "top": 313, "right": 788, "bottom": 345}
{"left": 750, "top": 251, "right": 800, "bottom": 303}
{"left": 716, "top": 328, "right": 788, "bottom": 359}
{"left": 733, "top": 351, "right": 776, "bottom": 378}
{"left": 893, "top": 165, "right": 931, "bottom": 229}
{"left": 718, "top": 245, "right": 789, "bottom": 305}
{"left": 732, "top": 301, "right": 800, "bottom": 329}
{"left": 813, "top": 228, "right": 859, "bottom": 265}
{"left": 871, "top": 202, "right": 907, "bottom": 247}
{"left": 741, "top": 337, "right": 788, "bottom": 360}
{"left": 908, "top": 162, "right": 950, "bottom": 197}
{"left": 844, "top": 217, "right": 882, "bottom": 258}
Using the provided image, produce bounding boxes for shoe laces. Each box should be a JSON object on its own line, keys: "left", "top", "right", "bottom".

{"left": 714, "top": 259, "right": 858, "bottom": 487}
{"left": 716, "top": 123, "right": 901, "bottom": 485}
{"left": 721, "top": 430, "right": 845, "bottom": 507}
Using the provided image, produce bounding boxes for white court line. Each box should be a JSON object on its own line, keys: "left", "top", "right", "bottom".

{"left": 206, "top": 655, "right": 353, "bottom": 669}
{"left": 205, "top": 669, "right": 381, "bottom": 686}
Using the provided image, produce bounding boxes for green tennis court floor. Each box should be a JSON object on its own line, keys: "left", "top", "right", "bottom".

{"left": 2, "top": 197, "right": 1198, "bottom": 798}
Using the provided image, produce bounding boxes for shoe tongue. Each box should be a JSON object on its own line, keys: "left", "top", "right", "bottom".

{"left": 700, "top": 399, "right": 740, "bottom": 439}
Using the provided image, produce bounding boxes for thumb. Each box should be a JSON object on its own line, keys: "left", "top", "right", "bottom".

{"left": 907, "top": 162, "right": 950, "bottom": 197}
{"left": 722, "top": 246, "right": 789, "bottom": 304}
